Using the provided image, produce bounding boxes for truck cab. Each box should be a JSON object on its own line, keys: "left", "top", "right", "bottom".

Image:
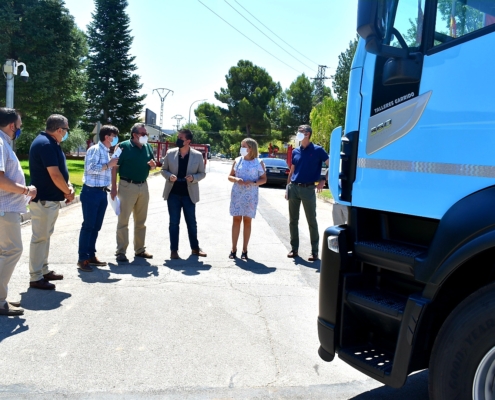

{"left": 318, "top": 1, "right": 495, "bottom": 398}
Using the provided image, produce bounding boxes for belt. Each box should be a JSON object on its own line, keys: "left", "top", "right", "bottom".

{"left": 121, "top": 177, "right": 146, "bottom": 184}
{"left": 292, "top": 182, "right": 315, "bottom": 187}
{"left": 84, "top": 184, "right": 109, "bottom": 192}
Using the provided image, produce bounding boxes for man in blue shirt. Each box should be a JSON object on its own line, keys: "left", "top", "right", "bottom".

{"left": 286, "top": 125, "right": 329, "bottom": 261}
{"left": 28, "top": 114, "right": 74, "bottom": 290}
{"left": 77, "top": 125, "right": 119, "bottom": 272}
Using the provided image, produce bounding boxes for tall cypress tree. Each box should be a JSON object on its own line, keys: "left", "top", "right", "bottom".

{"left": 84, "top": 0, "right": 145, "bottom": 135}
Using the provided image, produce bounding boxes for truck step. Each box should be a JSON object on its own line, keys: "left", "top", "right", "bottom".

{"left": 339, "top": 345, "right": 394, "bottom": 378}
{"left": 347, "top": 289, "right": 407, "bottom": 320}
{"left": 354, "top": 240, "right": 426, "bottom": 275}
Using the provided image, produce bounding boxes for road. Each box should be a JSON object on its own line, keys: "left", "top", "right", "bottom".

{"left": 0, "top": 159, "right": 428, "bottom": 399}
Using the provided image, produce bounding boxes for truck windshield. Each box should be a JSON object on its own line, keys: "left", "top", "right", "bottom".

{"left": 382, "top": 0, "right": 426, "bottom": 49}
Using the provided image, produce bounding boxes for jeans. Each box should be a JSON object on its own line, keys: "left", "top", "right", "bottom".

{"left": 288, "top": 183, "right": 319, "bottom": 254}
{"left": 78, "top": 185, "right": 108, "bottom": 261}
{"left": 167, "top": 193, "right": 199, "bottom": 252}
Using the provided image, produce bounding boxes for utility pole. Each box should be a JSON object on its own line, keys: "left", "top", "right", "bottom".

{"left": 312, "top": 65, "right": 329, "bottom": 104}
{"left": 152, "top": 88, "right": 174, "bottom": 128}
{"left": 171, "top": 114, "right": 184, "bottom": 132}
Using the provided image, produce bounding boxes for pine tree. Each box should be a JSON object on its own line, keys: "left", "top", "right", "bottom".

{"left": 84, "top": 0, "right": 145, "bottom": 135}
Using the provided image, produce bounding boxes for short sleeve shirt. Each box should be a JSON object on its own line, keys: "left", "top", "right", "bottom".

{"left": 291, "top": 142, "right": 329, "bottom": 183}
{"left": 29, "top": 132, "right": 69, "bottom": 202}
{"left": 0, "top": 130, "right": 26, "bottom": 213}
{"left": 117, "top": 140, "right": 154, "bottom": 182}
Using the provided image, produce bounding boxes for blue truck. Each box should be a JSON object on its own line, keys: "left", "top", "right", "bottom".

{"left": 318, "top": 1, "right": 495, "bottom": 398}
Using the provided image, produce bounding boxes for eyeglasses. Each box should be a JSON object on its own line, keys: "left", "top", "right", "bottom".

{"left": 61, "top": 127, "right": 69, "bottom": 132}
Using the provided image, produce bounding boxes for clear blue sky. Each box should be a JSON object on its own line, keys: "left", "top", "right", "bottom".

{"left": 63, "top": 0, "right": 358, "bottom": 131}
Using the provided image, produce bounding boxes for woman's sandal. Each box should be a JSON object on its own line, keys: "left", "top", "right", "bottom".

{"left": 241, "top": 250, "right": 248, "bottom": 260}
{"left": 229, "top": 250, "right": 237, "bottom": 259}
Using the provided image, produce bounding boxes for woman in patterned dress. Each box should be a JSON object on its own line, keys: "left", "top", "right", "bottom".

{"left": 228, "top": 138, "right": 267, "bottom": 259}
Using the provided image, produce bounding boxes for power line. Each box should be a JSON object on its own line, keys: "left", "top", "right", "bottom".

{"left": 224, "top": 0, "right": 317, "bottom": 73}
{"left": 197, "top": 0, "right": 302, "bottom": 74}
{"left": 233, "top": 0, "right": 320, "bottom": 67}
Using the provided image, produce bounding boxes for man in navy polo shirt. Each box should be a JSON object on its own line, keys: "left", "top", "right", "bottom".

{"left": 28, "top": 114, "right": 75, "bottom": 290}
{"left": 286, "top": 124, "right": 329, "bottom": 261}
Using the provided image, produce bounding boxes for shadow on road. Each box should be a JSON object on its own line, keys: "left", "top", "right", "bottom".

{"left": 292, "top": 256, "right": 320, "bottom": 272}
{"left": 78, "top": 267, "right": 122, "bottom": 284}
{"left": 164, "top": 257, "right": 212, "bottom": 276}
{"left": 234, "top": 258, "right": 276, "bottom": 274}
{"left": 107, "top": 260, "right": 159, "bottom": 278}
{"left": 350, "top": 370, "right": 429, "bottom": 399}
{"left": 0, "top": 317, "right": 28, "bottom": 343}
{"left": 20, "top": 289, "right": 71, "bottom": 311}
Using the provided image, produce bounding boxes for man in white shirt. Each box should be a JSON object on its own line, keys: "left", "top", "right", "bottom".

{"left": 0, "top": 108, "right": 37, "bottom": 316}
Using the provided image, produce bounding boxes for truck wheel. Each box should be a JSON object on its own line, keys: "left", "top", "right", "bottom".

{"left": 429, "top": 281, "right": 495, "bottom": 400}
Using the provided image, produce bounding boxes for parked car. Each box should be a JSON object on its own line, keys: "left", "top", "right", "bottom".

{"left": 261, "top": 158, "right": 290, "bottom": 186}
{"left": 321, "top": 161, "right": 328, "bottom": 187}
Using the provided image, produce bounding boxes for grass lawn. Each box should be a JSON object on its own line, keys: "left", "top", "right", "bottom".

{"left": 318, "top": 188, "right": 333, "bottom": 201}
{"left": 20, "top": 159, "right": 85, "bottom": 195}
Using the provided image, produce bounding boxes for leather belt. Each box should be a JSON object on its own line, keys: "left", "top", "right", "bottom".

{"left": 121, "top": 177, "right": 146, "bottom": 184}
{"left": 84, "top": 184, "right": 109, "bottom": 192}
{"left": 293, "top": 182, "right": 315, "bottom": 187}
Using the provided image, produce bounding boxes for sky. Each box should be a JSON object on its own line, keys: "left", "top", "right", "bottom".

{"left": 63, "top": 0, "right": 358, "bottom": 131}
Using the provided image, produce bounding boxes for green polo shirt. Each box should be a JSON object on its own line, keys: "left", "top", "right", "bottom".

{"left": 117, "top": 139, "right": 154, "bottom": 181}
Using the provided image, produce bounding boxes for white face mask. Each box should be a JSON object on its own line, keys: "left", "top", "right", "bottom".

{"left": 296, "top": 132, "right": 305, "bottom": 141}
{"left": 139, "top": 135, "right": 148, "bottom": 145}
{"left": 240, "top": 147, "right": 249, "bottom": 157}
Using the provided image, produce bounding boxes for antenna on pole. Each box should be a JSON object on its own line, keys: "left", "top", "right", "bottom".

{"left": 312, "top": 65, "right": 329, "bottom": 104}
{"left": 152, "top": 88, "right": 174, "bottom": 128}
{"left": 171, "top": 114, "right": 184, "bottom": 131}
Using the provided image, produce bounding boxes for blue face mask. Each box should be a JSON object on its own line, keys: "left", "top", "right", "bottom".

{"left": 62, "top": 132, "right": 69, "bottom": 142}
{"left": 14, "top": 128, "right": 21, "bottom": 139}
{"left": 111, "top": 136, "right": 119, "bottom": 147}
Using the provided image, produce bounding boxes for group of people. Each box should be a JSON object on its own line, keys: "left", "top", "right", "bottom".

{"left": 0, "top": 105, "right": 336, "bottom": 317}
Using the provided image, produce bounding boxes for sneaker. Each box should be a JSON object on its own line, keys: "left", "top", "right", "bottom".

{"left": 77, "top": 259, "right": 93, "bottom": 272}
{"left": 135, "top": 251, "right": 153, "bottom": 259}
{"left": 116, "top": 253, "right": 129, "bottom": 262}
{"left": 0, "top": 302, "right": 24, "bottom": 316}
{"left": 89, "top": 256, "right": 107, "bottom": 266}
{"left": 8, "top": 300, "right": 21, "bottom": 307}
{"left": 191, "top": 248, "right": 207, "bottom": 257}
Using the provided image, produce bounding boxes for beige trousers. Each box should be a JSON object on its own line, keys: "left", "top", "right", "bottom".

{"left": 29, "top": 201, "right": 60, "bottom": 282}
{"left": 0, "top": 212, "right": 22, "bottom": 306}
{"left": 116, "top": 180, "right": 149, "bottom": 255}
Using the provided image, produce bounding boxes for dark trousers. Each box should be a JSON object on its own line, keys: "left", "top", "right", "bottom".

{"left": 167, "top": 193, "right": 199, "bottom": 252}
{"left": 78, "top": 185, "right": 108, "bottom": 261}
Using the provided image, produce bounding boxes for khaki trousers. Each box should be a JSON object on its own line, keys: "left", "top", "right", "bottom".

{"left": 29, "top": 201, "right": 60, "bottom": 282}
{"left": 116, "top": 180, "right": 149, "bottom": 255}
{"left": 0, "top": 212, "right": 22, "bottom": 306}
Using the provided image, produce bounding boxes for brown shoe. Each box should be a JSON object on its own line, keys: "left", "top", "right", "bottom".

{"left": 308, "top": 253, "right": 319, "bottom": 261}
{"left": 89, "top": 256, "right": 107, "bottom": 266}
{"left": 0, "top": 303, "right": 24, "bottom": 316}
{"left": 77, "top": 259, "right": 93, "bottom": 272}
{"left": 170, "top": 251, "right": 180, "bottom": 259}
{"left": 30, "top": 278, "right": 55, "bottom": 290}
{"left": 287, "top": 250, "right": 299, "bottom": 258}
{"left": 191, "top": 249, "right": 207, "bottom": 257}
{"left": 116, "top": 253, "right": 129, "bottom": 262}
{"left": 136, "top": 251, "right": 153, "bottom": 259}
{"left": 43, "top": 271, "right": 64, "bottom": 281}
{"left": 8, "top": 300, "right": 21, "bottom": 307}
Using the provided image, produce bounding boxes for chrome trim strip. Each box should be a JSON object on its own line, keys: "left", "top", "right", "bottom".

{"left": 357, "top": 158, "right": 495, "bottom": 178}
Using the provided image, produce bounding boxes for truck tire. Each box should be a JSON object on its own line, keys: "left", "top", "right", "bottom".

{"left": 429, "top": 281, "right": 495, "bottom": 400}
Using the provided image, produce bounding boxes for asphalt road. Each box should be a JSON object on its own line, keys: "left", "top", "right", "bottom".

{"left": 0, "top": 159, "right": 429, "bottom": 399}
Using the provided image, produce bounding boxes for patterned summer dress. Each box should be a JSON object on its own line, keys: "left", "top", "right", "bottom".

{"left": 229, "top": 156, "right": 264, "bottom": 218}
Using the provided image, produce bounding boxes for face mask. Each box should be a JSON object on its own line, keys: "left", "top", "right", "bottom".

{"left": 139, "top": 135, "right": 148, "bottom": 145}
{"left": 111, "top": 136, "right": 119, "bottom": 147}
{"left": 176, "top": 138, "right": 185, "bottom": 148}
{"left": 62, "top": 132, "right": 69, "bottom": 142}
{"left": 240, "top": 147, "right": 249, "bottom": 157}
{"left": 14, "top": 128, "right": 21, "bottom": 139}
{"left": 296, "top": 132, "right": 305, "bottom": 141}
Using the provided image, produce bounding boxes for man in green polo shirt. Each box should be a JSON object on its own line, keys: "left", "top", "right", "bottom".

{"left": 110, "top": 123, "right": 156, "bottom": 262}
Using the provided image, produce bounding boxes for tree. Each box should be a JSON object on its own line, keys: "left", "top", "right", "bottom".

{"left": 0, "top": 0, "right": 88, "bottom": 134}
{"left": 84, "top": 0, "right": 145, "bottom": 136}
{"left": 215, "top": 60, "right": 280, "bottom": 137}
{"left": 310, "top": 95, "right": 341, "bottom": 152}
{"left": 194, "top": 102, "right": 224, "bottom": 133}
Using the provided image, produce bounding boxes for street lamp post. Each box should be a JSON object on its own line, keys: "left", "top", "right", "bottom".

{"left": 3, "top": 59, "right": 30, "bottom": 108}
{"left": 188, "top": 99, "right": 207, "bottom": 125}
